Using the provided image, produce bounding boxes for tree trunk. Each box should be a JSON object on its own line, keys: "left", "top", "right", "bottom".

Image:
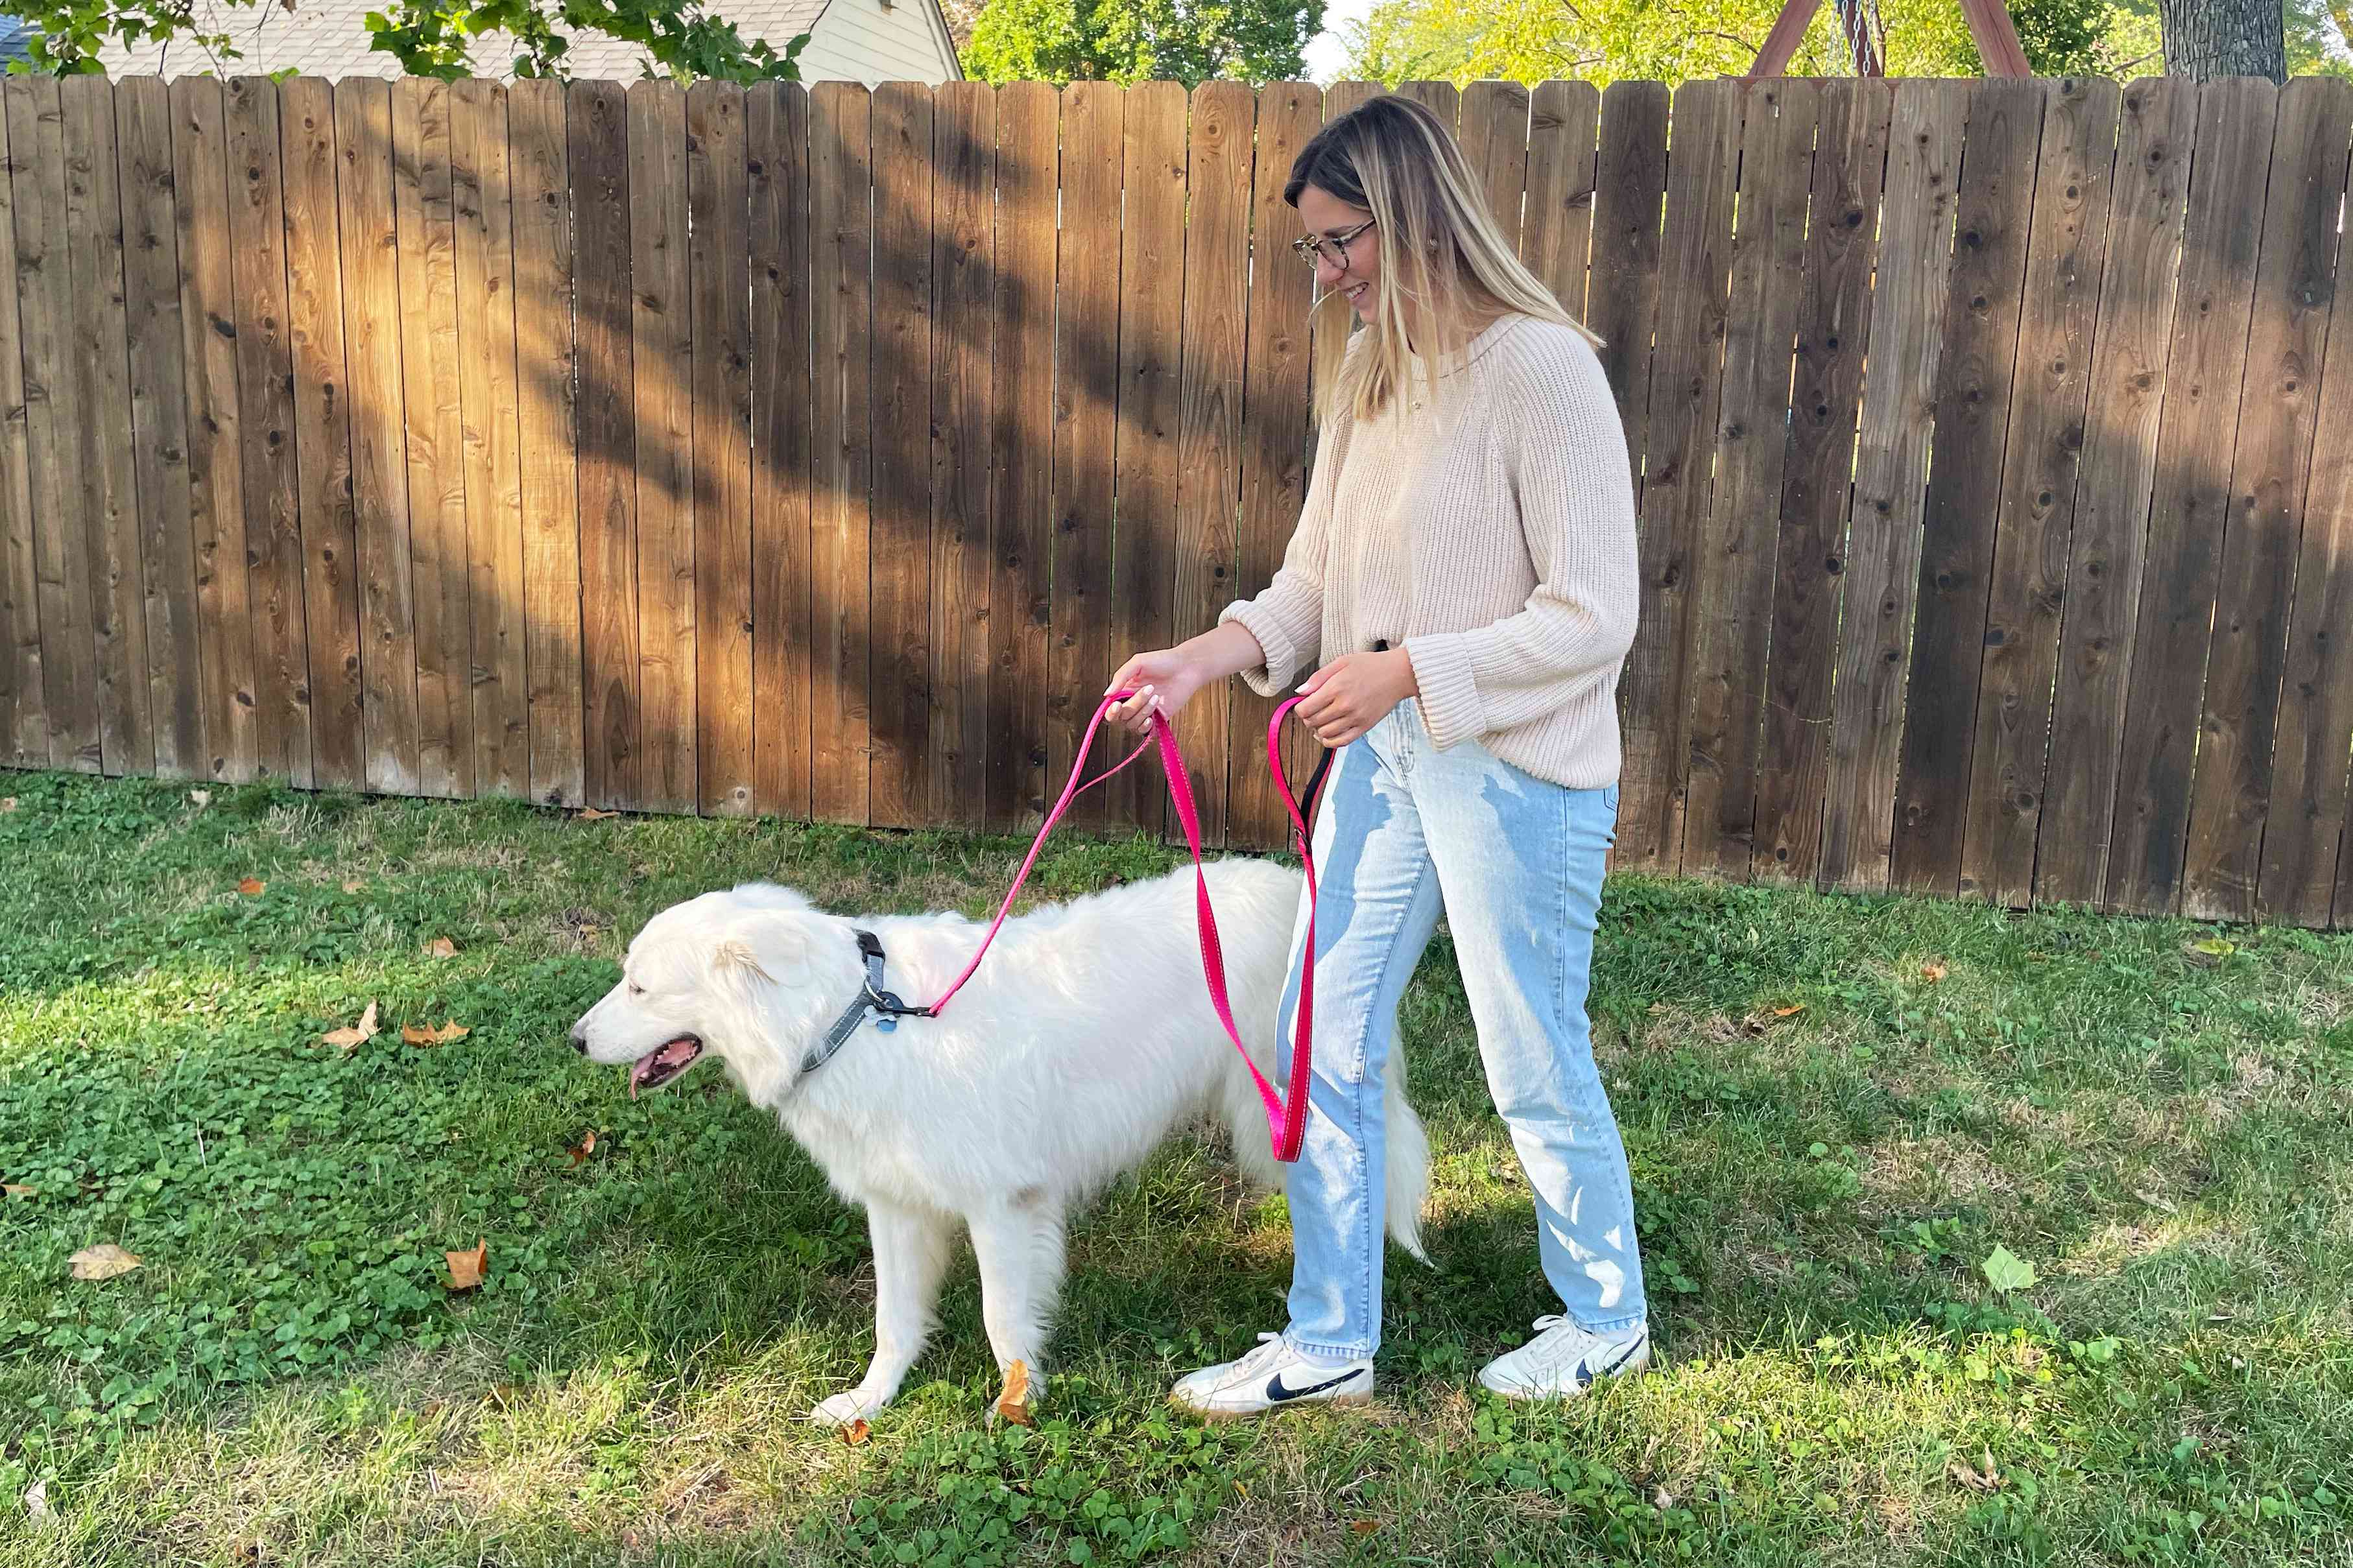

{"left": 2156, "top": 0, "right": 2288, "bottom": 81}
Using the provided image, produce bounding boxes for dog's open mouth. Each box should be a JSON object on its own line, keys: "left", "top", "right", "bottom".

{"left": 629, "top": 1034, "right": 704, "bottom": 1098}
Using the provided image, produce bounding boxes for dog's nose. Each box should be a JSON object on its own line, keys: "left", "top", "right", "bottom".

{"left": 569, "top": 1028, "right": 588, "bottom": 1054}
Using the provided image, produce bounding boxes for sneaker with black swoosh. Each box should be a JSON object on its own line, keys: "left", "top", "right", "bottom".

{"left": 1477, "top": 1315, "right": 1650, "bottom": 1401}
{"left": 1168, "top": 1333, "right": 1374, "bottom": 1420}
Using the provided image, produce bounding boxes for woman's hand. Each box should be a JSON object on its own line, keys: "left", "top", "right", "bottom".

{"left": 1103, "top": 647, "right": 1208, "bottom": 735}
{"left": 1294, "top": 649, "right": 1418, "bottom": 749}
{"left": 1105, "top": 623, "right": 1270, "bottom": 735}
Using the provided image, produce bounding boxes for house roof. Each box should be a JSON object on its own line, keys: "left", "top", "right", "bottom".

{"left": 93, "top": 0, "right": 859, "bottom": 80}
{"left": 0, "top": 15, "right": 38, "bottom": 66}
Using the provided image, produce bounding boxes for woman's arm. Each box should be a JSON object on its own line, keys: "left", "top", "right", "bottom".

{"left": 1403, "top": 334, "right": 1640, "bottom": 752}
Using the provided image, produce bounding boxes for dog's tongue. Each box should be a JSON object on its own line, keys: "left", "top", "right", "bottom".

{"left": 628, "top": 1037, "right": 700, "bottom": 1099}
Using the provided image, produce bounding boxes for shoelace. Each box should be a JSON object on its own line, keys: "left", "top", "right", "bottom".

{"left": 1514, "top": 1314, "right": 1603, "bottom": 1369}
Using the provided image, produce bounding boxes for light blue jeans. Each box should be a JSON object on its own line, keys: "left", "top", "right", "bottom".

{"left": 1276, "top": 698, "right": 1645, "bottom": 1359}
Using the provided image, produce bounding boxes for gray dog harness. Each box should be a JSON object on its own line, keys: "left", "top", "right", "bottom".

{"left": 800, "top": 930, "right": 931, "bottom": 1076}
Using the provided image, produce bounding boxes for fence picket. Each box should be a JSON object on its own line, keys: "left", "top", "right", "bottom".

{"left": 5, "top": 80, "right": 95, "bottom": 772}
{"left": 510, "top": 78, "right": 582, "bottom": 807}
{"left": 452, "top": 80, "right": 529, "bottom": 800}
{"left": 928, "top": 79, "right": 992, "bottom": 828}
{"left": 62, "top": 77, "right": 150, "bottom": 776}
{"left": 172, "top": 78, "right": 257, "bottom": 785}
{"left": 1618, "top": 79, "right": 1739, "bottom": 874}
{"left": 807, "top": 82, "right": 870, "bottom": 826}
{"left": 1048, "top": 81, "right": 1121, "bottom": 831}
{"left": 392, "top": 79, "right": 468, "bottom": 799}
{"left": 868, "top": 81, "right": 934, "bottom": 830}
{"left": 688, "top": 80, "right": 754, "bottom": 817}
{"left": 1108, "top": 81, "right": 1187, "bottom": 835}
{"left": 0, "top": 84, "right": 39, "bottom": 766}
{"left": 119, "top": 78, "right": 204, "bottom": 780}
{"left": 2267, "top": 97, "right": 2353, "bottom": 927}
{"left": 570, "top": 80, "right": 639, "bottom": 811}
{"left": 749, "top": 81, "right": 813, "bottom": 821}
{"left": 988, "top": 80, "right": 1057, "bottom": 833}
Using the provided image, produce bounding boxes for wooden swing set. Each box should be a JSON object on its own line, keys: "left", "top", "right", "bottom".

{"left": 1743, "top": 0, "right": 2031, "bottom": 77}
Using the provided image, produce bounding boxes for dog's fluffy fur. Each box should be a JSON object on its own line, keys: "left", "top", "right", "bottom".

{"left": 570, "top": 859, "right": 1429, "bottom": 1424}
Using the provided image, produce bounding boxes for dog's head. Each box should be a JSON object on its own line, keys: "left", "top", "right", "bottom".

{"left": 567, "top": 882, "right": 852, "bottom": 1100}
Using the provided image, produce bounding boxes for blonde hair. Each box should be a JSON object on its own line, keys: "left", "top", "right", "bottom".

{"left": 1285, "top": 93, "right": 1598, "bottom": 426}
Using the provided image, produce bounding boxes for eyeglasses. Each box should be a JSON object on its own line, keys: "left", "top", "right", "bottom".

{"left": 1291, "top": 218, "right": 1376, "bottom": 271}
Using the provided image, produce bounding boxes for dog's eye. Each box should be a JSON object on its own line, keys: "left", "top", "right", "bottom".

{"left": 627, "top": 981, "right": 645, "bottom": 997}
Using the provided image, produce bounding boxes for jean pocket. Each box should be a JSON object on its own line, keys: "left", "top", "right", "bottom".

{"left": 1602, "top": 783, "right": 1620, "bottom": 814}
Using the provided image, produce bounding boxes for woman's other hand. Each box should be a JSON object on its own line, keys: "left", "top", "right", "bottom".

{"left": 1294, "top": 649, "right": 1418, "bottom": 749}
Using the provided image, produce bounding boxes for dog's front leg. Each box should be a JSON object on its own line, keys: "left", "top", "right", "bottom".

{"left": 811, "top": 1199, "right": 955, "bottom": 1425}
{"left": 969, "top": 1196, "right": 1066, "bottom": 1383}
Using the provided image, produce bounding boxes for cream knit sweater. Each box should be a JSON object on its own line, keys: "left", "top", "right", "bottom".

{"left": 1219, "top": 313, "right": 1640, "bottom": 789}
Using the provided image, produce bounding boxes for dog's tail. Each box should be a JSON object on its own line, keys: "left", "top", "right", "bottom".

{"left": 1228, "top": 1045, "right": 1431, "bottom": 1266}
{"left": 1381, "top": 1047, "right": 1431, "bottom": 1264}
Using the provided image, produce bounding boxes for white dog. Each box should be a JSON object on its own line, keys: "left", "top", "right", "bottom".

{"left": 568, "top": 859, "right": 1430, "bottom": 1425}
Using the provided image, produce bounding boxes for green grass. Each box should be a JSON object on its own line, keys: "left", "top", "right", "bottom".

{"left": 0, "top": 768, "right": 2348, "bottom": 1567}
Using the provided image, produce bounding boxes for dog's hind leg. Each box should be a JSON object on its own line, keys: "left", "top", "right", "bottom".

{"left": 811, "top": 1199, "right": 956, "bottom": 1426}
{"left": 969, "top": 1193, "right": 1066, "bottom": 1383}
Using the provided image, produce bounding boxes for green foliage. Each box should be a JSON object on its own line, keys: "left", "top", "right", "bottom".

{"left": 961, "top": 0, "right": 1325, "bottom": 85}
{"left": 1338, "top": 0, "right": 2181, "bottom": 86}
{"left": 8, "top": 0, "right": 809, "bottom": 83}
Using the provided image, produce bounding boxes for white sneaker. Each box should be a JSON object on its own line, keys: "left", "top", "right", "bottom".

{"left": 1477, "top": 1316, "right": 1650, "bottom": 1401}
{"left": 1169, "top": 1333, "right": 1374, "bottom": 1420}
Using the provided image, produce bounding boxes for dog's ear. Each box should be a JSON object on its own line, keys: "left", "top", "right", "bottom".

{"left": 712, "top": 938, "right": 774, "bottom": 985}
{"left": 711, "top": 914, "right": 810, "bottom": 990}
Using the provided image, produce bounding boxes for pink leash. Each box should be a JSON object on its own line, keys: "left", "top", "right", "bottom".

{"left": 921, "top": 691, "right": 1324, "bottom": 1163}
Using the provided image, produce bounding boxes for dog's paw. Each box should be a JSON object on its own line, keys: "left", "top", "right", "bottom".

{"left": 810, "top": 1388, "right": 885, "bottom": 1427}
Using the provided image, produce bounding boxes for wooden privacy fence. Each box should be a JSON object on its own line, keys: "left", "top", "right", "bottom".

{"left": 0, "top": 74, "right": 2349, "bottom": 927}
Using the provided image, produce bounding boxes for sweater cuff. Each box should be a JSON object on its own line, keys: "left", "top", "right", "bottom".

{"left": 1220, "top": 600, "right": 1306, "bottom": 698}
{"left": 1403, "top": 632, "right": 1488, "bottom": 751}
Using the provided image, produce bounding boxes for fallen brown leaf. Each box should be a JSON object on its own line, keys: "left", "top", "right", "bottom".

{"left": 0, "top": 797, "right": 16, "bottom": 813}
{"left": 401, "top": 1020, "right": 470, "bottom": 1047}
{"left": 576, "top": 807, "right": 619, "bottom": 821}
{"left": 1773, "top": 1003, "right": 1806, "bottom": 1017}
{"left": 69, "top": 1242, "right": 143, "bottom": 1281}
{"left": 1947, "top": 1448, "right": 2001, "bottom": 1491}
{"left": 424, "top": 936, "right": 457, "bottom": 959}
{"left": 1350, "top": 1519, "right": 1380, "bottom": 1537}
{"left": 567, "top": 1130, "right": 599, "bottom": 1166}
{"left": 841, "top": 1418, "right": 871, "bottom": 1446}
{"left": 1921, "top": 960, "right": 1948, "bottom": 983}
{"left": 446, "top": 1238, "right": 487, "bottom": 1292}
{"left": 3, "top": 1183, "right": 34, "bottom": 1199}
{"left": 342, "top": 878, "right": 366, "bottom": 894}
{"left": 321, "top": 1001, "right": 380, "bottom": 1051}
{"left": 995, "top": 1359, "right": 1035, "bottom": 1426}
{"left": 237, "top": 877, "right": 266, "bottom": 896}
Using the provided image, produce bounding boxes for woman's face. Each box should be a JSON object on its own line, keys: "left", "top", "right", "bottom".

{"left": 1297, "top": 183, "right": 1380, "bottom": 322}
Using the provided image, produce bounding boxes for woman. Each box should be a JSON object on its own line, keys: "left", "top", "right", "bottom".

{"left": 1105, "top": 93, "right": 1647, "bottom": 1417}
